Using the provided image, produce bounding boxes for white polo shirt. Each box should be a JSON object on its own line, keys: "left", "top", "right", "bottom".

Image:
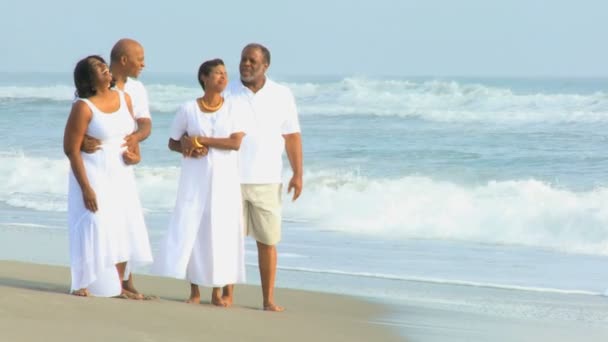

{"left": 124, "top": 77, "right": 151, "bottom": 120}
{"left": 225, "top": 78, "right": 300, "bottom": 184}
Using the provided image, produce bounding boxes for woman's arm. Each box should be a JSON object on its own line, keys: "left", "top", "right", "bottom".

{"left": 63, "top": 101, "right": 98, "bottom": 212}
{"left": 193, "top": 132, "right": 245, "bottom": 151}
{"left": 168, "top": 136, "right": 208, "bottom": 158}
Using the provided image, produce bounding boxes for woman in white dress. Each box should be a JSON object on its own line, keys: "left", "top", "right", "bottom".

{"left": 154, "top": 59, "right": 246, "bottom": 307}
{"left": 63, "top": 55, "right": 153, "bottom": 297}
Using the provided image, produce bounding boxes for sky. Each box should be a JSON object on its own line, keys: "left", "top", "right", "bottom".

{"left": 1, "top": 0, "right": 606, "bottom": 77}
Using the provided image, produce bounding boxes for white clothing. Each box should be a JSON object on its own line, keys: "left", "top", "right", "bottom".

{"left": 68, "top": 90, "right": 153, "bottom": 296}
{"left": 124, "top": 78, "right": 151, "bottom": 120}
{"left": 225, "top": 79, "right": 300, "bottom": 184}
{"left": 120, "top": 77, "right": 150, "bottom": 281}
{"left": 154, "top": 98, "right": 247, "bottom": 286}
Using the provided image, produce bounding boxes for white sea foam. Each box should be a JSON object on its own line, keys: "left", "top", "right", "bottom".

{"left": 4, "top": 151, "right": 608, "bottom": 256}
{"left": 2, "top": 79, "right": 607, "bottom": 122}
{"left": 0, "top": 85, "right": 75, "bottom": 102}
{"left": 263, "top": 264, "right": 603, "bottom": 296}
{"left": 283, "top": 169, "right": 608, "bottom": 256}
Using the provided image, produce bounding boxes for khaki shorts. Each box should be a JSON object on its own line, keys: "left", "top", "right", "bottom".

{"left": 241, "top": 184, "right": 282, "bottom": 246}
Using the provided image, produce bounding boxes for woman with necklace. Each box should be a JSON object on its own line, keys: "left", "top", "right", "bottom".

{"left": 154, "top": 59, "right": 248, "bottom": 307}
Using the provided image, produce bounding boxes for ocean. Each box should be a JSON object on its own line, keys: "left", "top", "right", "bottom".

{"left": 1, "top": 72, "right": 608, "bottom": 329}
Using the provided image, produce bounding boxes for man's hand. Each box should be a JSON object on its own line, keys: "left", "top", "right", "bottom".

{"left": 123, "top": 133, "right": 141, "bottom": 154}
{"left": 287, "top": 174, "right": 303, "bottom": 201}
{"left": 122, "top": 149, "right": 141, "bottom": 165}
{"left": 122, "top": 140, "right": 141, "bottom": 165}
{"left": 81, "top": 135, "right": 101, "bottom": 154}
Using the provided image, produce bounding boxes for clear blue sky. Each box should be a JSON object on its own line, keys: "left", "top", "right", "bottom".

{"left": 1, "top": 0, "right": 606, "bottom": 77}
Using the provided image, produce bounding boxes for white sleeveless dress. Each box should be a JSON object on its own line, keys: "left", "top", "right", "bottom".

{"left": 68, "top": 90, "right": 153, "bottom": 296}
{"left": 153, "top": 98, "right": 246, "bottom": 287}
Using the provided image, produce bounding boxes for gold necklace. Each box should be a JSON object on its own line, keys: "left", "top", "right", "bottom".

{"left": 198, "top": 97, "right": 223, "bottom": 112}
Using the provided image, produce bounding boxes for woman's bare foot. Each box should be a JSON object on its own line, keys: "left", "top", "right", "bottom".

{"left": 120, "top": 289, "right": 144, "bottom": 300}
{"left": 121, "top": 282, "right": 157, "bottom": 300}
{"left": 185, "top": 295, "right": 201, "bottom": 304}
{"left": 211, "top": 296, "right": 228, "bottom": 307}
{"left": 212, "top": 288, "right": 228, "bottom": 307}
{"left": 263, "top": 303, "right": 285, "bottom": 312}
{"left": 71, "top": 288, "right": 90, "bottom": 297}
{"left": 186, "top": 283, "right": 201, "bottom": 304}
{"left": 221, "top": 284, "right": 234, "bottom": 307}
{"left": 221, "top": 295, "right": 233, "bottom": 307}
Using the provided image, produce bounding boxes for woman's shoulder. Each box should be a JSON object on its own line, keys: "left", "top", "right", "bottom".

{"left": 177, "top": 100, "right": 199, "bottom": 114}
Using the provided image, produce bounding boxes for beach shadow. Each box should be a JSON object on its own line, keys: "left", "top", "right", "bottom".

{"left": 0, "top": 276, "right": 70, "bottom": 295}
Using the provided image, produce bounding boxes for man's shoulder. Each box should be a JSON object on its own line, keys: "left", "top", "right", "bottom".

{"left": 265, "top": 78, "right": 293, "bottom": 96}
{"left": 124, "top": 78, "right": 146, "bottom": 92}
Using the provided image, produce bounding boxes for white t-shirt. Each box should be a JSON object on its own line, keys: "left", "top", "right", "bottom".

{"left": 225, "top": 78, "right": 300, "bottom": 184}
{"left": 124, "top": 78, "right": 151, "bottom": 120}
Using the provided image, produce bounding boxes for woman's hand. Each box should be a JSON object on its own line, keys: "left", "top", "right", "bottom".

{"left": 82, "top": 186, "right": 98, "bottom": 212}
{"left": 180, "top": 135, "right": 208, "bottom": 158}
{"left": 189, "top": 146, "right": 208, "bottom": 158}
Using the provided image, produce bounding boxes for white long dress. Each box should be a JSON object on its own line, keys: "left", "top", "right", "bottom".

{"left": 68, "top": 90, "right": 153, "bottom": 296}
{"left": 154, "top": 98, "right": 246, "bottom": 287}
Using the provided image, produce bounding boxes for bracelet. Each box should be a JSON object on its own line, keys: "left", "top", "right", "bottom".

{"left": 191, "top": 136, "right": 203, "bottom": 148}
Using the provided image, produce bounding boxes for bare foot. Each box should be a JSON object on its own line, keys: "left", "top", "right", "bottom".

{"left": 263, "top": 303, "right": 285, "bottom": 312}
{"left": 186, "top": 296, "right": 201, "bottom": 304}
{"left": 211, "top": 296, "right": 228, "bottom": 307}
{"left": 221, "top": 295, "right": 233, "bottom": 307}
{"left": 122, "top": 282, "right": 157, "bottom": 300}
{"left": 121, "top": 289, "right": 144, "bottom": 300}
{"left": 71, "top": 289, "right": 90, "bottom": 297}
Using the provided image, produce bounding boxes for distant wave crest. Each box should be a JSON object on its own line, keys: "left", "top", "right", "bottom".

{"left": 2, "top": 79, "right": 608, "bottom": 122}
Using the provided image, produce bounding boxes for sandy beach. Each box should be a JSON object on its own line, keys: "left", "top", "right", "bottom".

{"left": 0, "top": 260, "right": 403, "bottom": 342}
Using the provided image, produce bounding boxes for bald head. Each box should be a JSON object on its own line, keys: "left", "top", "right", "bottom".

{"left": 110, "top": 38, "right": 145, "bottom": 79}
{"left": 110, "top": 39, "right": 143, "bottom": 63}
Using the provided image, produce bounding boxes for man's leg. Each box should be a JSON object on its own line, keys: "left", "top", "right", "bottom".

{"left": 257, "top": 241, "right": 283, "bottom": 311}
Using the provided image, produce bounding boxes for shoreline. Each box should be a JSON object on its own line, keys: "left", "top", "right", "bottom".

{"left": 0, "top": 260, "right": 404, "bottom": 342}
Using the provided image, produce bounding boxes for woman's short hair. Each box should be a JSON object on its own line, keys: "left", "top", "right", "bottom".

{"left": 198, "top": 58, "right": 225, "bottom": 90}
{"left": 73, "top": 55, "right": 114, "bottom": 98}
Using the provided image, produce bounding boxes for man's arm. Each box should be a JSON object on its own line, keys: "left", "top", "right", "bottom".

{"left": 284, "top": 132, "right": 303, "bottom": 201}
{"left": 134, "top": 118, "right": 152, "bottom": 141}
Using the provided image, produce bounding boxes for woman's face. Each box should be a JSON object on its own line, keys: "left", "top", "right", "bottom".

{"left": 203, "top": 65, "right": 228, "bottom": 93}
{"left": 89, "top": 58, "right": 112, "bottom": 87}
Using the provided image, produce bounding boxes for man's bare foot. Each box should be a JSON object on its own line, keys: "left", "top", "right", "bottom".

{"left": 185, "top": 296, "right": 201, "bottom": 304}
{"left": 263, "top": 303, "right": 285, "bottom": 312}
{"left": 71, "top": 289, "right": 89, "bottom": 297}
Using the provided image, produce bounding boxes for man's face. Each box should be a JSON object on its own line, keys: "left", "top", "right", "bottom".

{"left": 124, "top": 45, "right": 145, "bottom": 78}
{"left": 239, "top": 47, "right": 268, "bottom": 83}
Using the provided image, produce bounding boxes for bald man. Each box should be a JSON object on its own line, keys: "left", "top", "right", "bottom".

{"left": 81, "top": 38, "right": 153, "bottom": 299}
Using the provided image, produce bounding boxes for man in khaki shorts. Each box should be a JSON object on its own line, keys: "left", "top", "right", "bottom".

{"left": 226, "top": 43, "right": 303, "bottom": 311}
